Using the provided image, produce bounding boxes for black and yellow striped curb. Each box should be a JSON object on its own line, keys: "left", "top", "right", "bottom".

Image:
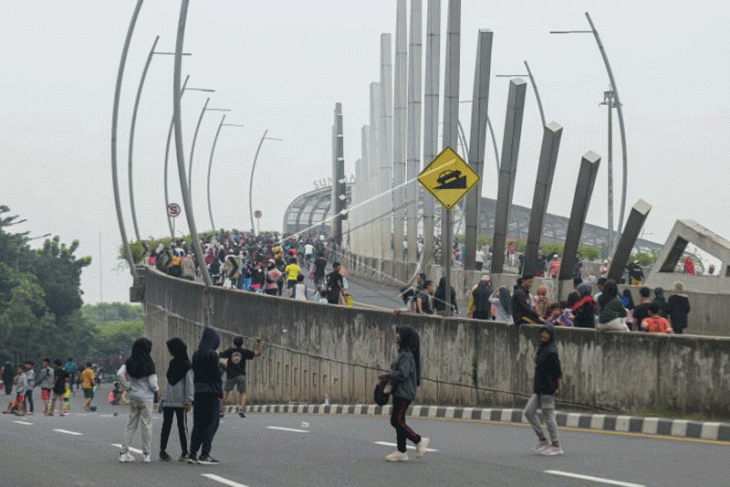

{"left": 225, "top": 403, "right": 730, "bottom": 443}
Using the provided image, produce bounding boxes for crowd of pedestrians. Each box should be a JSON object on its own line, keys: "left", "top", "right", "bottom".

{"left": 1, "top": 358, "right": 99, "bottom": 417}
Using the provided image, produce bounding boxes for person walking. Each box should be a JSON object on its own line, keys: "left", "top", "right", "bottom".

{"left": 379, "top": 325, "right": 429, "bottom": 462}
{"left": 64, "top": 358, "right": 79, "bottom": 394}
{"left": 117, "top": 338, "right": 159, "bottom": 463}
{"left": 667, "top": 281, "right": 691, "bottom": 334}
{"left": 47, "top": 359, "right": 69, "bottom": 417}
{"left": 219, "top": 336, "right": 263, "bottom": 418}
{"left": 524, "top": 326, "right": 564, "bottom": 456}
{"left": 596, "top": 280, "right": 629, "bottom": 331}
{"left": 188, "top": 327, "right": 225, "bottom": 465}
{"left": 36, "top": 359, "right": 53, "bottom": 415}
{"left": 82, "top": 362, "right": 96, "bottom": 412}
{"left": 24, "top": 361, "right": 35, "bottom": 415}
{"left": 159, "top": 338, "right": 194, "bottom": 462}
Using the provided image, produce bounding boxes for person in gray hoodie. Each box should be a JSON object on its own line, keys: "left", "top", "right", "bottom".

{"left": 35, "top": 359, "right": 54, "bottom": 414}
{"left": 378, "top": 325, "right": 430, "bottom": 462}
{"left": 117, "top": 337, "right": 159, "bottom": 463}
{"left": 187, "top": 327, "right": 225, "bottom": 465}
{"left": 159, "top": 337, "right": 194, "bottom": 462}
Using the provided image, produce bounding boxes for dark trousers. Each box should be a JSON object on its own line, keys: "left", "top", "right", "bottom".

{"left": 190, "top": 394, "right": 220, "bottom": 457}
{"left": 24, "top": 390, "right": 33, "bottom": 413}
{"left": 390, "top": 396, "right": 421, "bottom": 453}
{"left": 160, "top": 407, "right": 188, "bottom": 454}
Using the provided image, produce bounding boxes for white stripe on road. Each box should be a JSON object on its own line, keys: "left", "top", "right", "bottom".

{"left": 54, "top": 429, "right": 83, "bottom": 436}
{"left": 111, "top": 443, "right": 144, "bottom": 455}
{"left": 373, "top": 441, "right": 439, "bottom": 453}
{"left": 266, "top": 426, "right": 309, "bottom": 433}
{"left": 201, "top": 474, "right": 249, "bottom": 487}
{"left": 545, "top": 470, "right": 645, "bottom": 487}
{"left": 13, "top": 421, "right": 33, "bottom": 425}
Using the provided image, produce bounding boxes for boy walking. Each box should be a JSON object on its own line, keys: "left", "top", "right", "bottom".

{"left": 524, "top": 326, "right": 564, "bottom": 456}
{"left": 24, "top": 361, "right": 35, "bottom": 415}
{"left": 82, "top": 362, "right": 96, "bottom": 411}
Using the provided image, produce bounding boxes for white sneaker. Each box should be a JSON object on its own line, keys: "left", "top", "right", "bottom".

{"left": 385, "top": 450, "right": 409, "bottom": 462}
{"left": 541, "top": 445, "right": 564, "bottom": 456}
{"left": 532, "top": 439, "right": 550, "bottom": 453}
{"left": 142, "top": 453, "right": 151, "bottom": 463}
{"left": 416, "top": 437, "right": 430, "bottom": 458}
{"left": 119, "top": 452, "right": 135, "bottom": 463}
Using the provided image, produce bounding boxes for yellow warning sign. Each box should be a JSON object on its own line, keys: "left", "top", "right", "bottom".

{"left": 418, "top": 147, "right": 480, "bottom": 210}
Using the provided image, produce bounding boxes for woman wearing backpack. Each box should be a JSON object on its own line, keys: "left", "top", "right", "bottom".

{"left": 378, "top": 325, "right": 430, "bottom": 462}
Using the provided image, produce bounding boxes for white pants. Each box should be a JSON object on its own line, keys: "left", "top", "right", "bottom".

{"left": 123, "top": 398, "right": 153, "bottom": 455}
{"left": 596, "top": 318, "right": 629, "bottom": 331}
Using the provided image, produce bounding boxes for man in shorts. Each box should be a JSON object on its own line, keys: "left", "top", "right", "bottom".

{"left": 81, "top": 362, "right": 96, "bottom": 412}
{"left": 36, "top": 359, "right": 53, "bottom": 414}
{"left": 219, "top": 336, "right": 263, "bottom": 418}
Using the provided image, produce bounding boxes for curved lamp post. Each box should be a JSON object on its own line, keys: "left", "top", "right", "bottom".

{"left": 163, "top": 79, "right": 214, "bottom": 237}
{"left": 496, "top": 60, "right": 546, "bottom": 127}
{"left": 111, "top": 0, "right": 143, "bottom": 278}
{"left": 187, "top": 99, "right": 230, "bottom": 194}
{"left": 128, "top": 36, "right": 191, "bottom": 242}
{"left": 207, "top": 115, "right": 244, "bottom": 231}
{"left": 551, "top": 12, "right": 628, "bottom": 254}
{"left": 172, "top": 0, "right": 212, "bottom": 287}
{"left": 248, "top": 130, "right": 282, "bottom": 233}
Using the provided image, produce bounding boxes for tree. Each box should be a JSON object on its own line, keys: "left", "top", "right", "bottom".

{"left": 0, "top": 275, "right": 55, "bottom": 363}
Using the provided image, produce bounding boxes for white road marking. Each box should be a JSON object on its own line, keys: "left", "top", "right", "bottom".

{"left": 13, "top": 421, "right": 33, "bottom": 425}
{"left": 111, "top": 443, "right": 144, "bottom": 455}
{"left": 266, "top": 425, "right": 309, "bottom": 433}
{"left": 54, "top": 429, "right": 83, "bottom": 436}
{"left": 201, "top": 474, "right": 249, "bottom": 487}
{"left": 373, "top": 441, "right": 438, "bottom": 453}
{"left": 545, "top": 470, "right": 645, "bottom": 487}
{"left": 99, "top": 414, "right": 115, "bottom": 418}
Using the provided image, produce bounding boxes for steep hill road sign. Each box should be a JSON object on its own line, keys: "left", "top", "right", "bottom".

{"left": 418, "top": 147, "right": 480, "bottom": 210}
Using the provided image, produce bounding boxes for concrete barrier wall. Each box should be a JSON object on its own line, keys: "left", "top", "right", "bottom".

{"left": 143, "top": 267, "right": 730, "bottom": 417}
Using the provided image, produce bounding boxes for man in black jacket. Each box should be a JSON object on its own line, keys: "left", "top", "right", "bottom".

{"left": 511, "top": 276, "right": 544, "bottom": 325}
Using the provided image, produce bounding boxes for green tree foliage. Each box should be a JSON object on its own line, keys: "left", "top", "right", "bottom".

{"left": 0, "top": 205, "right": 92, "bottom": 363}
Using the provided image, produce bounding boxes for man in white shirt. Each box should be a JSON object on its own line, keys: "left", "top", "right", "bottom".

{"left": 475, "top": 247, "right": 485, "bottom": 271}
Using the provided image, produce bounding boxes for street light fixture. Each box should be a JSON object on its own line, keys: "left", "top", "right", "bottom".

{"left": 207, "top": 115, "right": 245, "bottom": 231}
{"left": 551, "top": 12, "right": 628, "bottom": 255}
{"left": 249, "top": 130, "right": 282, "bottom": 234}
{"left": 495, "top": 60, "right": 546, "bottom": 127}
{"left": 128, "top": 35, "right": 192, "bottom": 242}
{"left": 163, "top": 77, "right": 215, "bottom": 237}
{"left": 188, "top": 98, "right": 231, "bottom": 193}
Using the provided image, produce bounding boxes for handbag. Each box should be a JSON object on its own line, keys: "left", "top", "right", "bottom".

{"left": 373, "top": 378, "right": 391, "bottom": 406}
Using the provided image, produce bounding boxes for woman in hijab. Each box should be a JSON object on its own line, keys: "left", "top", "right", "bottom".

{"left": 159, "top": 338, "right": 194, "bottom": 462}
{"left": 117, "top": 337, "right": 159, "bottom": 463}
{"left": 378, "top": 325, "right": 430, "bottom": 462}
{"left": 667, "top": 281, "right": 691, "bottom": 334}
{"left": 596, "top": 280, "right": 629, "bottom": 331}
{"left": 434, "top": 277, "right": 458, "bottom": 316}
{"left": 489, "top": 286, "right": 513, "bottom": 323}
{"left": 524, "top": 326, "right": 564, "bottom": 456}
{"left": 571, "top": 284, "right": 596, "bottom": 328}
{"left": 187, "top": 327, "right": 225, "bottom": 465}
{"left": 653, "top": 287, "right": 669, "bottom": 317}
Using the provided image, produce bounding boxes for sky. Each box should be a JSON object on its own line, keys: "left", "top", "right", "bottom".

{"left": 1, "top": 1, "right": 728, "bottom": 304}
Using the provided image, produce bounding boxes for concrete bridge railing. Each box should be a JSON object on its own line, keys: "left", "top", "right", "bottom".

{"left": 142, "top": 267, "right": 730, "bottom": 418}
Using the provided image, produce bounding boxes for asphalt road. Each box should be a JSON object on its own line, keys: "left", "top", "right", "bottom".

{"left": 1, "top": 387, "right": 727, "bottom": 487}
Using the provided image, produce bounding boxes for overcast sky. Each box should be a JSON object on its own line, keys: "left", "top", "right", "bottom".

{"left": 1, "top": 1, "right": 728, "bottom": 304}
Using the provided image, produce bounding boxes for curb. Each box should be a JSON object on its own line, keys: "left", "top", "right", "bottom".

{"left": 225, "top": 404, "right": 730, "bottom": 443}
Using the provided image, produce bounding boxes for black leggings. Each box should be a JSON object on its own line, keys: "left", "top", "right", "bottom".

{"left": 390, "top": 396, "right": 421, "bottom": 453}
{"left": 160, "top": 407, "right": 188, "bottom": 454}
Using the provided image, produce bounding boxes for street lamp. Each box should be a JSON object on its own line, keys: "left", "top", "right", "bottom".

{"left": 551, "top": 12, "right": 628, "bottom": 255}
{"left": 128, "top": 35, "right": 191, "bottom": 242}
{"left": 249, "top": 130, "right": 282, "bottom": 234}
{"left": 188, "top": 99, "right": 231, "bottom": 194}
{"left": 163, "top": 77, "right": 215, "bottom": 237}
{"left": 207, "top": 115, "right": 245, "bottom": 231}
{"left": 496, "top": 60, "right": 547, "bottom": 127}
